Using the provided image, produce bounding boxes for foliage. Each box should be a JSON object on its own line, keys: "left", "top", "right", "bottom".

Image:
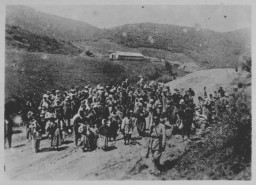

{"left": 217, "top": 88, "right": 251, "bottom": 164}
{"left": 241, "top": 55, "right": 251, "bottom": 73}
{"left": 6, "top": 25, "right": 82, "bottom": 55}
{"left": 156, "top": 74, "right": 173, "bottom": 83}
{"left": 165, "top": 61, "right": 173, "bottom": 75}
{"left": 170, "top": 81, "right": 251, "bottom": 179}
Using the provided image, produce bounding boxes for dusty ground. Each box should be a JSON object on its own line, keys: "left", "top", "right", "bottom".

{"left": 166, "top": 68, "right": 238, "bottom": 99}
{"left": 5, "top": 125, "right": 190, "bottom": 180}
{"left": 4, "top": 68, "right": 240, "bottom": 180}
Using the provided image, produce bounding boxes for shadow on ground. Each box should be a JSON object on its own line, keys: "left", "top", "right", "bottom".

{"left": 40, "top": 146, "right": 69, "bottom": 153}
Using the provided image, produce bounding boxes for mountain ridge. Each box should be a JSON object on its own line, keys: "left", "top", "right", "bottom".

{"left": 6, "top": 5, "right": 251, "bottom": 69}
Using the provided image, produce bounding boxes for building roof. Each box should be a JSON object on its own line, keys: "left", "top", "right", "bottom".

{"left": 110, "top": 51, "right": 144, "bottom": 57}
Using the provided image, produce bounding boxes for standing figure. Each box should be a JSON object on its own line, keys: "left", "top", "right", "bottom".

{"left": 146, "top": 115, "right": 166, "bottom": 175}
{"left": 30, "top": 119, "right": 42, "bottom": 153}
{"left": 73, "top": 110, "right": 85, "bottom": 147}
{"left": 98, "top": 119, "right": 109, "bottom": 150}
{"left": 121, "top": 110, "right": 134, "bottom": 145}
{"left": 108, "top": 113, "right": 119, "bottom": 141}
{"left": 4, "top": 117, "right": 13, "bottom": 149}
{"left": 26, "top": 111, "right": 35, "bottom": 141}
{"left": 183, "top": 103, "right": 194, "bottom": 141}
{"left": 134, "top": 103, "right": 149, "bottom": 136}
{"left": 63, "top": 96, "right": 72, "bottom": 130}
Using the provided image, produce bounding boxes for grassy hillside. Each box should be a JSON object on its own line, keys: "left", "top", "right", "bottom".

{"left": 96, "top": 23, "right": 251, "bottom": 68}
{"left": 6, "top": 6, "right": 251, "bottom": 69}
{"left": 5, "top": 50, "right": 178, "bottom": 103}
{"left": 6, "top": 5, "right": 100, "bottom": 41}
{"left": 6, "top": 24, "right": 82, "bottom": 55}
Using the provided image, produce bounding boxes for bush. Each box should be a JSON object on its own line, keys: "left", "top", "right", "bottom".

{"left": 217, "top": 87, "right": 251, "bottom": 164}
{"left": 156, "top": 74, "right": 173, "bottom": 83}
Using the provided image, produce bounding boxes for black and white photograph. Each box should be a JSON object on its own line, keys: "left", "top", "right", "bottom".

{"left": 2, "top": 0, "right": 253, "bottom": 181}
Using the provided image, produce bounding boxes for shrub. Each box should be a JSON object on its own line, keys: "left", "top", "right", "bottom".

{"left": 156, "top": 74, "right": 173, "bottom": 83}
{"left": 217, "top": 87, "right": 251, "bottom": 164}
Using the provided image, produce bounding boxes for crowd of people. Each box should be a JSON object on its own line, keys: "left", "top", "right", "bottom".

{"left": 5, "top": 76, "right": 236, "bottom": 174}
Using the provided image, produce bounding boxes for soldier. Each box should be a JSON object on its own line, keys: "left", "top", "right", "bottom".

{"left": 146, "top": 115, "right": 166, "bottom": 175}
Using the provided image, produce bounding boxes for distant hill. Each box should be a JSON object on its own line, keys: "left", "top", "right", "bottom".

{"left": 6, "top": 24, "right": 82, "bottom": 55}
{"left": 6, "top": 5, "right": 100, "bottom": 41}
{"left": 6, "top": 6, "right": 251, "bottom": 69}
{"left": 96, "top": 23, "right": 251, "bottom": 68}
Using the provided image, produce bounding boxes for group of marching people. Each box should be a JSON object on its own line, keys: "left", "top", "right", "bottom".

{"left": 22, "top": 76, "right": 233, "bottom": 174}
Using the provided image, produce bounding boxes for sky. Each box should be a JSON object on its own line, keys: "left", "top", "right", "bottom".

{"left": 27, "top": 5, "right": 251, "bottom": 32}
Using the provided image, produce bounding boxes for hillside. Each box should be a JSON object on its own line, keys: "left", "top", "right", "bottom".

{"left": 6, "top": 25, "right": 82, "bottom": 55}
{"left": 6, "top": 5, "right": 100, "bottom": 41}
{"left": 96, "top": 23, "right": 251, "bottom": 68}
{"left": 166, "top": 68, "right": 238, "bottom": 100}
{"left": 5, "top": 50, "right": 176, "bottom": 103}
{"left": 6, "top": 6, "right": 251, "bottom": 69}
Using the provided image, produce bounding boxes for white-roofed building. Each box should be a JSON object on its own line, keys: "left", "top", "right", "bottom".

{"left": 109, "top": 51, "right": 145, "bottom": 61}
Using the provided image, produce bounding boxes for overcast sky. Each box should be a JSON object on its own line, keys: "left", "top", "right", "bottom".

{"left": 28, "top": 5, "right": 251, "bottom": 32}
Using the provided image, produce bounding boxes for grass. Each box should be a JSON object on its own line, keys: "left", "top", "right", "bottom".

{"left": 5, "top": 50, "right": 179, "bottom": 105}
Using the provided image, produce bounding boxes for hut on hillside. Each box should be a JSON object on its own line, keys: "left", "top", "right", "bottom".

{"left": 109, "top": 51, "right": 145, "bottom": 61}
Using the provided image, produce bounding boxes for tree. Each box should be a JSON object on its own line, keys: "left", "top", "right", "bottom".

{"left": 165, "top": 61, "right": 173, "bottom": 75}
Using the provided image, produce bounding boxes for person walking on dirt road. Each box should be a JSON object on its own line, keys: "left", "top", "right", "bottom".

{"left": 146, "top": 114, "right": 166, "bottom": 175}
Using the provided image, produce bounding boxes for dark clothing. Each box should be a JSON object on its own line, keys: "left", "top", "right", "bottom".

{"left": 4, "top": 119, "right": 13, "bottom": 148}
{"left": 183, "top": 107, "right": 194, "bottom": 139}
{"left": 99, "top": 124, "right": 109, "bottom": 136}
{"left": 109, "top": 118, "right": 119, "bottom": 141}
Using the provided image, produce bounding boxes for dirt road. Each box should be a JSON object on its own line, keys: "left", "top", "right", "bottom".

{"left": 5, "top": 68, "right": 239, "bottom": 180}
{"left": 4, "top": 125, "right": 190, "bottom": 180}
{"left": 166, "top": 68, "right": 238, "bottom": 98}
